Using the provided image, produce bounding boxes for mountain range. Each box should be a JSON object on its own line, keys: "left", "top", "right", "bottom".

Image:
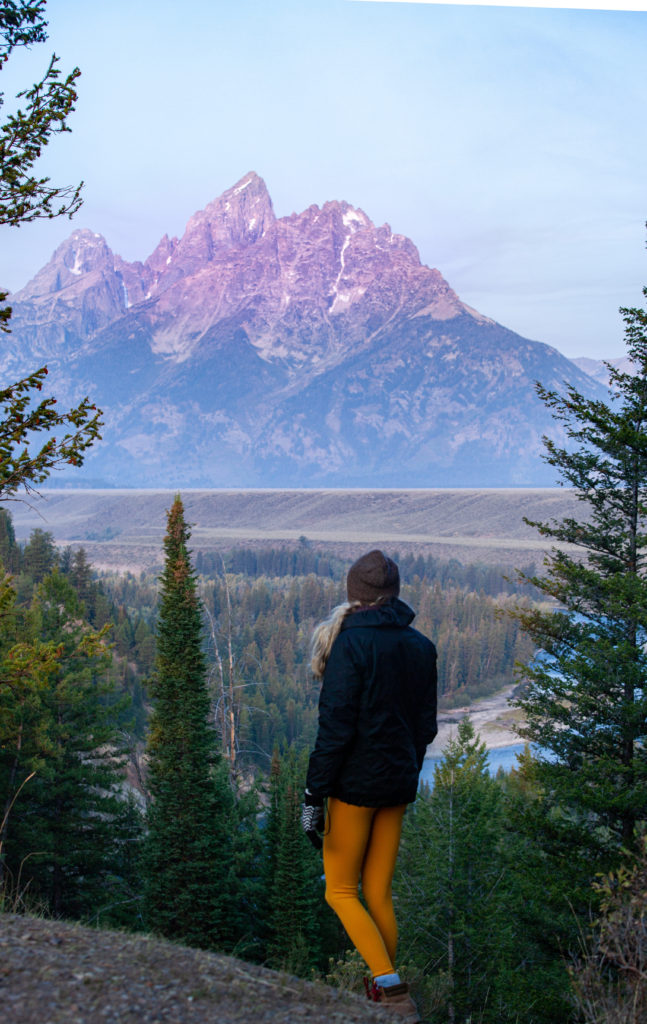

{"left": 3, "top": 172, "right": 608, "bottom": 488}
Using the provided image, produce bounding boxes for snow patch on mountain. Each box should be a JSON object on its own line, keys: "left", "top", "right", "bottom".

{"left": 233, "top": 176, "right": 253, "bottom": 195}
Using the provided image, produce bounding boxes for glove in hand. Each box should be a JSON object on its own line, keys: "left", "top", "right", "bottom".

{"left": 301, "top": 791, "right": 324, "bottom": 850}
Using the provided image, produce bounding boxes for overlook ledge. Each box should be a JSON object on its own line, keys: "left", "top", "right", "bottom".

{"left": 1, "top": 914, "right": 393, "bottom": 1023}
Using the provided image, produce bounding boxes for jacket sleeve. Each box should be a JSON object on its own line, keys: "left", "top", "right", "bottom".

{"left": 415, "top": 642, "right": 438, "bottom": 771}
{"left": 306, "top": 632, "right": 364, "bottom": 799}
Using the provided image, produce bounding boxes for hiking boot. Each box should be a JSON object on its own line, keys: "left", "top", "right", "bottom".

{"left": 374, "top": 981, "right": 421, "bottom": 1023}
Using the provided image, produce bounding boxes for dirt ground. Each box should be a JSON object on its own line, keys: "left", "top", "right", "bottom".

{"left": 0, "top": 914, "right": 396, "bottom": 1024}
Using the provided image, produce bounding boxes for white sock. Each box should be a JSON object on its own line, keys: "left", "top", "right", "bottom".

{"left": 374, "top": 972, "right": 401, "bottom": 988}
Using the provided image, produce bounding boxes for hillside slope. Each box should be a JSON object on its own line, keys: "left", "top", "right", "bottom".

{"left": 1, "top": 914, "right": 392, "bottom": 1024}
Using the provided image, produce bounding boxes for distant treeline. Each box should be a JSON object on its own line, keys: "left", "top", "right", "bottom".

{"left": 196, "top": 546, "right": 344, "bottom": 581}
{"left": 198, "top": 545, "right": 539, "bottom": 599}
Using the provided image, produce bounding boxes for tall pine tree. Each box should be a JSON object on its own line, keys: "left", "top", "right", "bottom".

{"left": 143, "top": 495, "right": 236, "bottom": 950}
{"left": 513, "top": 286, "right": 647, "bottom": 857}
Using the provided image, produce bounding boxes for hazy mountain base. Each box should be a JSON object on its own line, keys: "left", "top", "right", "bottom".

{"left": 0, "top": 914, "right": 393, "bottom": 1024}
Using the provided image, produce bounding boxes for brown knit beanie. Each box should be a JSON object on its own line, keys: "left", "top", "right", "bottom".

{"left": 346, "top": 550, "right": 400, "bottom": 604}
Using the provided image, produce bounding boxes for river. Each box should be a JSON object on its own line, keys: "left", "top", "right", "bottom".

{"left": 419, "top": 743, "right": 528, "bottom": 786}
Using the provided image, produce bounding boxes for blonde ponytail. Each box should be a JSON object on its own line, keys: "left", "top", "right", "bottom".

{"left": 309, "top": 601, "right": 361, "bottom": 679}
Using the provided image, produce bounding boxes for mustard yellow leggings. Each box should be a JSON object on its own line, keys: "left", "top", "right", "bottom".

{"left": 323, "top": 797, "right": 407, "bottom": 979}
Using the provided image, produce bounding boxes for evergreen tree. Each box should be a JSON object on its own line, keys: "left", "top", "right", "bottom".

{"left": 227, "top": 781, "right": 266, "bottom": 961}
{"left": 513, "top": 286, "right": 647, "bottom": 856}
{"left": 395, "top": 719, "right": 517, "bottom": 1024}
{"left": 1, "top": 568, "right": 133, "bottom": 919}
{"left": 0, "top": 569, "right": 60, "bottom": 892}
{"left": 0, "top": 508, "right": 20, "bottom": 572}
{"left": 494, "top": 756, "right": 584, "bottom": 1024}
{"left": 264, "top": 746, "right": 335, "bottom": 974}
{"left": 69, "top": 548, "right": 94, "bottom": 609}
{"left": 142, "top": 495, "right": 236, "bottom": 950}
{"left": 21, "top": 528, "right": 57, "bottom": 583}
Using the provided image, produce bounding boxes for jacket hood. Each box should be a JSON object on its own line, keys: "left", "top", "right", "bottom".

{"left": 341, "top": 596, "right": 415, "bottom": 631}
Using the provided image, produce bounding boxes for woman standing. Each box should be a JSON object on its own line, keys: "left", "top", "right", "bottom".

{"left": 302, "top": 550, "right": 437, "bottom": 1023}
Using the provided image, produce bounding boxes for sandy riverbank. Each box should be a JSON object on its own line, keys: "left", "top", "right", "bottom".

{"left": 434, "top": 683, "right": 524, "bottom": 752}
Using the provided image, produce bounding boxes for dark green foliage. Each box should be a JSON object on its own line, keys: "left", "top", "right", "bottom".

{"left": 490, "top": 757, "right": 588, "bottom": 1024}
{"left": 498, "top": 284, "right": 647, "bottom": 1023}
{"left": 396, "top": 551, "right": 540, "bottom": 600}
{"left": 0, "top": 530, "right": 155, "bottom": 737}
{"left": 0, "top": 2, "right": 47, "bottom": 56}
{"left": 200, "top": 573, "right": 338, "bottom": 764}
{"left": 0, "top": 567, "right": 138, "bottom": 920}
{"left": 0, "top": 514, "right": 150, "bottom": 923}
{"left": 395, "top": 724, "right": 577, "bottom": 1024}
{"left": 396, "top": 719, "right": 518, "bottom": 1023}
{"left": 0, "top": 508, "right": 19, "bottom": 571}
{"left": 21, "top": 527, "right": 57, "bottom": 582}
{"left": 0, "top": 568, "right": 61, "bottom": 897}
{"left": 407, "top": 578, "right": 534, "bottom": 705}
{"left": 514, "top": 288, "right": 647, "bottom": 855}
{"left": 264, "top": 747, "right": 339, "bottom": 974}
{"left": 0, "top": 367, "right": 103, "bottom": 499}
{"left": 227, "top": 782, "right": 267, "bottom": 961}
{"left": 142, "top": 496, "right": 237, "bottom": 951}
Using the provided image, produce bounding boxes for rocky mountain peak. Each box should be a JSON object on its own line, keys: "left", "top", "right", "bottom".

{"left": 12, "top": 229, "right": 114, "bottom": 301}
{"left": 216, "top": 171, "right": 276, "bottom": 243}
{"left": 176, "top": 171, "right": 275, "bottom": 262}
{"left": 144, "top": 234, "right": 177, "bottom": 277}
{"left": 3, "top": 173, "right": 609, "bottom": 490}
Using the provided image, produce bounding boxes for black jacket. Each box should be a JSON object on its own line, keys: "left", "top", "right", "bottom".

{"left": 306, "top": 598, "right": 437, "bottom": 807}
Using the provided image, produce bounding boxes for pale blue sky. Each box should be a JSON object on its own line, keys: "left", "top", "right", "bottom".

{"left": 0, "top": 0, "right": 645, "bottom": 357}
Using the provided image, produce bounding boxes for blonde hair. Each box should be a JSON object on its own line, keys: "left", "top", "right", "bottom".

{"left": 310, "top": 601, "right": 361, "bottom": 679}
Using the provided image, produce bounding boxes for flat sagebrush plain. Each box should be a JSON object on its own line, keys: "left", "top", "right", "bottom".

{"left": 11, "top": 488, "right": 583, "bottom": 572}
